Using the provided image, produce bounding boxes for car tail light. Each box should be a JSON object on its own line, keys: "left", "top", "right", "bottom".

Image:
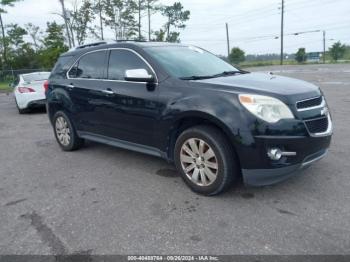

{"left": 43, "top": 80, "right": 49, "bottom": 92}
{"left": 18, "top": 87, "right": 35, "bottom": 93}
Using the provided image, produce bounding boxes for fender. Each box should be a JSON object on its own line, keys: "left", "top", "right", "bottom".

{"left": 46, "top": 82, "right": 76, "bottom": 125}
{"left": 155, "top": 91, "right": 254, "bottom": 160}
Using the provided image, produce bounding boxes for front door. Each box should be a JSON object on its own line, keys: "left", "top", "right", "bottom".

{"left": 98, "top": 49, "right": 160, "bottom": 147}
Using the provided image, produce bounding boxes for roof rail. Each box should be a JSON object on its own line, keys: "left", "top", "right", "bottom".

{"left": 73, "top": 40, "right": 148, "bottom": 51}
{"left": 114, "top": 39, "right": 148, "bottom": 42}
{"left": 75, "top": 41, "right": 107, "bottom": 50}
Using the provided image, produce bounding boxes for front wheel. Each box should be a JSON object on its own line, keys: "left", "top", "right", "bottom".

{"left": 174, "top": 125, "right": 239, "bottom": 196}
{"left": 53, "top": 111, "right": 84, "bottom": 151}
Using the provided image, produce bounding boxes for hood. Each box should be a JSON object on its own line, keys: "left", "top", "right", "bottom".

{"left": 194, "top": 72, "right": 321, "bottom": 102}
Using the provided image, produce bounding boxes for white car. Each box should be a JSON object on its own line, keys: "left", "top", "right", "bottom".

{"left": 13, "top": 72, "right": 50, "bottom": 114}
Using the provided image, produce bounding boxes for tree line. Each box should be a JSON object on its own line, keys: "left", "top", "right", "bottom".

{"left": 228, "top": 41, "right": 350, "bottom": 65}
{"left": 0, "top": 0, "right": 190, "bottom": 71}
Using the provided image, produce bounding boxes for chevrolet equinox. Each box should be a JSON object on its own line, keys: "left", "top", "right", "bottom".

{"left": 46, "top": 42, "right": 333, "bottom": 196}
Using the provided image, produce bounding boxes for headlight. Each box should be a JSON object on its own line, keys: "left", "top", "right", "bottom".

{"left": 239, "top": 94, "right": 294, "bottom": 123}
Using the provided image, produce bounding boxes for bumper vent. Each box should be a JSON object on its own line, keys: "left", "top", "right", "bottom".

{"left": 296, "top": 96, "right": 323, "bottom": 110}
{"left": 305, "top": 116, "right": 329, "bottom": 134}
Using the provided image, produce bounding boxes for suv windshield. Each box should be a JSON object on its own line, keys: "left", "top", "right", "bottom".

{"left": 144, "top": 45, "right": 239, "bottom": 79}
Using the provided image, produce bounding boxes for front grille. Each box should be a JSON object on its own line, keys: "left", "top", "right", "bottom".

{"left": 296, "top": 96, "right": 323, "bottom": 110}
{"left": 305, "top": 116, "right": 329, "bottom": 134}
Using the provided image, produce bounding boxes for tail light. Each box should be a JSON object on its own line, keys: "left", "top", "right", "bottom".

{"left": 18, "top": 87, "right": 35, "bottom": 93}
{"left": 43, "top": 80, "right": 49, "bottom": 92}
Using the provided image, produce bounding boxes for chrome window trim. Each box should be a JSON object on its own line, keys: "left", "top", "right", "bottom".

{"left": 66, "top": 49, "right": 107, "bottom": 80}
{"left": 66, "top": 47, "right": 158, "bottom": 84}
{"left": 296, "top": 96, "right": 325, "bottom": 112}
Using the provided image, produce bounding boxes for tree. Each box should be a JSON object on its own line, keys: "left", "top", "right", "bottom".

{"left": 0, "top": 0, "right": 22, "bottom": 68}
{"left": 70, "top": 0, "right": 94, "bottom": 45}
{"left": 6, "top": 24, "right": 26, "bottom": 48}
{"left": 39, "top": 22, "right": 68, "bottom": 68}
{"left": 153, "top": 28, "right": 165, "bottom": 41}
{"left": 295, "top": 48, "right": 307, "bottom": 63}
{"left": 58, "top": 0, "right": 73, "bottom": 48}
{"left": 161, "top": 2, "right": 190, "bottom": 42}
{"left": 146, "top": 0, "right": 159, "bottom": 41}
{"left": 25, "top": 23, "right": 42, "bottom": 50}
{"left": 92, "top": 0, "right": 105, "bottom": 40}
{"left": 3, "top": 24, "right": 41, "bottom": 69}
{"left": 329, "top": 41, "right": 346, "bottom": 61}
{"left": 228, "top": 47, "right": 245, "bottom": 64}
{"left": 103, "top": 0, "right": 138, "bottom": 40}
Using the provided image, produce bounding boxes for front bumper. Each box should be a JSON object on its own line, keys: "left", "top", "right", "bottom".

{"left": 237, "top": 116, "right": 332, "bottom": 186}
{"left": 242, "top": 149, "right": 328, "bottom": 186}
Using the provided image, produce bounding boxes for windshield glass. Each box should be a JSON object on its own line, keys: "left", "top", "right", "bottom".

{"left": 144, "top": 45, "right": 238, "bottom": 79}
{"left": 22, "top": 72, "right": 50, "bottom": 82}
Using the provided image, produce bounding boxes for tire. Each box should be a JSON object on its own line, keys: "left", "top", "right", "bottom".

{"left": 174, "top": 125, "right": 239, "bottom": 196}
{"left": 53, "top": 111, "right": 84, "bottom": 151}
{"left": 18, "top": 107, "right": 28, "bottom": 114}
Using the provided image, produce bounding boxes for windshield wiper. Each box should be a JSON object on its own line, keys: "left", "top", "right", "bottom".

{"left": 179, "top": 75, "right": 217, "bottom": 80}
{"left": 210, "top": 70, "right": 242, "bottom": 78}
{"left": 180, "top": 71, "right": 245, "bottom": 81}
{"left": 180, "top": 70, "right": 248, "bottom": 81}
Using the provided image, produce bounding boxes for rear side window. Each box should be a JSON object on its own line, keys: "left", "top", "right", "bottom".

{"left": 69, "top": 51, "right": 106, "bottom": 79}
{"left": 51, "top": 55, "right": 74, "bottom": 79}
{"left": 108, "top": 50, "right": 152, "bottom": 80}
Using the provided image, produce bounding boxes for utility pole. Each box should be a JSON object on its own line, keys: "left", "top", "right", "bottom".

{"left": 280, "top": 0, "right": 285, "bottom": 65}
{"left": 226, "top": 23, "right": 230, "bottom": 57}
{"left": 148, "top": 0, "right": 151, "bottom": 41}
{"left": 58, "top": 0, "right": 72, "bottom": 48}
{"left": 323, "top": 30, "right": 326, "bottom": 64}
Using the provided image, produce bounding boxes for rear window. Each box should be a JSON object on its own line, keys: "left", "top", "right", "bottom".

{"left": 22, "top": 72, "right": 50, "bottom": 82}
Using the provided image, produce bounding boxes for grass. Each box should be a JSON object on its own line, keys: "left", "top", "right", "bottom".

{"left": 0, "top": 82, "right": 12, "bottom": 93}
{"left": 239, "top": 60, "right": 350, "bottom": 68}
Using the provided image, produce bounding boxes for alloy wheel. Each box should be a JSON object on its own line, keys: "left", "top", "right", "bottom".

{"left": 180, "top": 138, "right": 219, "bottom": 186}
{"left": 55, "top": 116, "right": 71, "bottom": 146}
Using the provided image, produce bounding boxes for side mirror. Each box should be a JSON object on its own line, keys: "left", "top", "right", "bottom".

{"left": 125, "top": 69, "right": 154, "bottom": 83}
{"left": 9, "top": 82, "right": 15, "bottom": 88}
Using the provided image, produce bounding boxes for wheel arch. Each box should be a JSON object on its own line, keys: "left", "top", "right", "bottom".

{"left": 166, "top": 111, "right": 241, "bottom": 165}
{"left": 47, "top": 87, "right": 75, "bottom": 125}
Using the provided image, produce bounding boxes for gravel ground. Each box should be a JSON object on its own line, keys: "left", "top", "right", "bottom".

{"left": 0, "top": 64, "right": 349, "bottom": 255}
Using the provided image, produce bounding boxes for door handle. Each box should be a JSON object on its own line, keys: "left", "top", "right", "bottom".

{"left": 67, "top": 84, "right": 75, "bottom": 89}
{"left": 102, "top": 89, "right": 114, "bottom": 95}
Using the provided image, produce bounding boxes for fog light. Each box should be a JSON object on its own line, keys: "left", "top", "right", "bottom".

{"left": 267, "top": 148, "right": 297, "bottom": 161}
{"left": 268, "top": 148, "right": 283, "bottom": 161}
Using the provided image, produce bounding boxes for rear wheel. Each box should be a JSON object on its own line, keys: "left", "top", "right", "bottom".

{"left": 174, "top": 125, "right": 239, "bottom": 196}
{"left": 53, "top": 111, "right": 84, "bottom": 151}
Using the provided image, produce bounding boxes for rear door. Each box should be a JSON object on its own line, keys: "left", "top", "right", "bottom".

{"left": 67, "top": 50, "right": 109, "bottom": 135}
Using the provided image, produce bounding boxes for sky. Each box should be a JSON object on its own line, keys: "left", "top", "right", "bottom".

{"left": 2, "top": 0, "right": 350, "bottom": 56}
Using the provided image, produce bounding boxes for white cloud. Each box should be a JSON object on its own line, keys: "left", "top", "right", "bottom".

{"left": 2, "top": 0, "right": 350, "bottom": 55}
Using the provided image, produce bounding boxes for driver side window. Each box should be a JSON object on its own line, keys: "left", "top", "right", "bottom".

{"left": 108, "top": 50, "right": 152, "bottom": 81}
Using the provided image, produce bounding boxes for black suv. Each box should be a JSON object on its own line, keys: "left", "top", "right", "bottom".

{"left": 47, "top": 42, "right": 332, "bottom": 195}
